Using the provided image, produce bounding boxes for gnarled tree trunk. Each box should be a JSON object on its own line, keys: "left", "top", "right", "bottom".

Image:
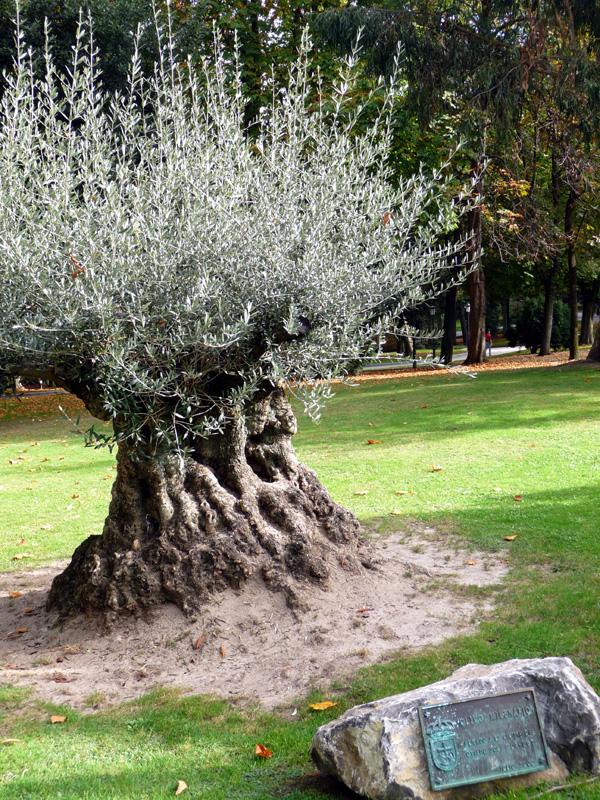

{"left": 47, "top": 390, "right": 369, "bottom": 617}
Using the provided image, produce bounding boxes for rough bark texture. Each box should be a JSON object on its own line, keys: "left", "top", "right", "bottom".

{"left": 502, "top": 296, "right": 510, "bottom": 338}
{"left": 464, "top": 162, "right": 486, "bottom": 366}
{"left": 565, "top": 187, "right": 579, "bottom": 361}
{"left": 465, "top": 263, "right": 486, "bottom": 365}
{"left": 580, "top": 289, "right": 597, "bottom": 346}
{"left": 440, "top": 284, "right": 457, "bottom": 364}
{"left": 589, "top": 323, "right": 600, "bottom": 361}
{"left": 47, "top": 390, "right": 368, "bottom": 617}
{"left": 540, "top": 266, "right": 556, "bottom": 356}
{"left": 580, "top": 302, "right": 594, "bottom": 346}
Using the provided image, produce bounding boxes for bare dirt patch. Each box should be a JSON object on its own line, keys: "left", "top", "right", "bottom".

{"left": 0, "top": 529, "right": 508, "bottom": 710}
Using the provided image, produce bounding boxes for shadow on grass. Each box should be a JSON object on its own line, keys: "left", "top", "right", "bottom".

{"left": 392, "top": 481, "right": 600, "bottom": 561}
{"left": 308, "top": 367, "right": 600, "bottom": 442}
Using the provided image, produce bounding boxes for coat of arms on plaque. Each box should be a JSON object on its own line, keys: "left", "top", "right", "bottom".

{"left": 427, "top": 719, "right": 458, "bottom": 772}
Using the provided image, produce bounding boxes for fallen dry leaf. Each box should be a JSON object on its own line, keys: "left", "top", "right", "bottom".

{"left": 6, "top": 627, "right": 28, "bottom": 639}
{"left": 192, "top": 633, "right": 207, "bottom": 651}
{"left": 504, "top": 535, "right": 518, "bottom": 542}
{"left": 62, "top": 644, "right": 82, "bottom": 655}
{"left": 465, "top": 560, "right": 476, "bottom": 566}
{"left": 17, "top": 538, "right": 26, "bottom": 545}
{"left": 356, "top": 607, "right": 374, "bottom": 614}
{"left": 71, "top": 494, "right": 80, "bottom": 499}
{"left": 8, "top": 591, "right": 22, "bottom": 599}
{"left": 24, "top": 608, "right": 34, "bottom": 615}
{"left": 309, "top": 700, "right": 338, "bottom": 711}
{"left": 390, "top": 510, "right": 403, "bottom": 516}
{"left": 513, "top": 495, "right": 523, "bottom": 502}
{"left": 255, "top": 743, "right": 273, "bottom": 758}
{"left": 420, "top": 404, "right": 429, "bottom": 409}
{"left": 12, "top": 553, "right": 33, "bottom": 561}
{"left": 353, "top": 490, "right": 368, "bottom": 496}
{"left": 366, "top": 439, "right": 382, "bottom": 445}
{"left": 40, "top": 524, "right": 53, "bottom": 531}
{"left": 219, "top": 644, "right": 226, "bottom": 658}
{"left": 431, "top": 465, "right": 444, "bottom": 472}
{"left": 0, "top": 738, "right": 21, "bottom": 746}
{"left": 51, "top": 673, "right": 74, "bottom": 683}
{"left": 394, "top": 490, "right": 409, "bottom": 495}
{"left": 50, "top": 715, "right": 67, "bottom": 724}
{"left": 175, "top": 780, "right": 188, "bottom": 796}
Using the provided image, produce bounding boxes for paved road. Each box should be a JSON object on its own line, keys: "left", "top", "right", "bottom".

{"left": 362, "top": 345, "right": 527, "bottom": 372}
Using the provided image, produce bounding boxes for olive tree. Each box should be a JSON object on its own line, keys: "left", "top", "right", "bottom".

{"left": 0, "top": 18, "right": 470, "bottom": 616}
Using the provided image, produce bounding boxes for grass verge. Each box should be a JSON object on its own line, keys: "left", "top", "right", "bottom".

{"left": 1, "top": 364, "right": 600, "bottom": 799}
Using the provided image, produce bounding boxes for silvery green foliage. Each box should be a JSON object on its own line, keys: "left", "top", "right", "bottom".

{"left": 0, "top": 16, "right": 470, "bottom": 456}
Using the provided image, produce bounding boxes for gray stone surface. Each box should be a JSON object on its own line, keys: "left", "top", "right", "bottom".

{"left": 311, "top": 657, "right": 600, "bottom": 799}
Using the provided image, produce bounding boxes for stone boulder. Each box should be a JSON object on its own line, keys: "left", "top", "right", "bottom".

{"left": 311, "top": 657, "right": 600, "bottom": 799}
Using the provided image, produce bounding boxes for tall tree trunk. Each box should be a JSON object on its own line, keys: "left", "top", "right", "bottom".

{"left": 465, "top": 264, "right": 486, "bottom": 364}
{"left": 503, "top": 297, "right": 510, "bottom": 338}
{"left": 464, "top": 161, "right": 485, "bottom": 365}
{"left": 440, "top": 285, "right": 457, "bottom": 364}
{"left": 588, "top": 322, "right": 600, "bottom": 361}
{"left": 540, "top": 262, "right": 557, "bottom": 356}
{"left": 399, "top": 334, "right": 412, "bottom": 357}
{"left": 565, "top": 188, "right": 578, "bottom": 360}
{"left": 579, "top": 302, "right": 591, "bottom": 346}
{"left": 458, "top": 303, "right": 468, "bottom": 348}
{"left": 47, "top": 390, "right": 369, "bottom": 617}
{"left": 579, "top": 293, "right": 595, "bottom": 345}
{"left": 241, "top": 3, "right": 263, "bottom": 132}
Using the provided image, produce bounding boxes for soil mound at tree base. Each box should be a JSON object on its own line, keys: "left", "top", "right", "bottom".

{"left": 0, "top": 528, "right": 507, "bottom": 710}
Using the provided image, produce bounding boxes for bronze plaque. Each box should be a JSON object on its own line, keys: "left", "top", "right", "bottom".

{"left": 418, "top": 689, "right": 550, "bottom": 791}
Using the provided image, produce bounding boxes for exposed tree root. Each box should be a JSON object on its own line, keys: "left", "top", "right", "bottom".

{"left": 47, "top": 391, "right": 372, "bottom": 617}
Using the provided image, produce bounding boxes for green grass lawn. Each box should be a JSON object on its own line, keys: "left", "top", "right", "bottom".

{"left": 1, "top": 365, "right": 600, "bottom": 799}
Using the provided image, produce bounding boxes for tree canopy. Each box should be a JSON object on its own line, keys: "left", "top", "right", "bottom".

{"left": 0, "top": 21, "right": 469, "bottom": 459}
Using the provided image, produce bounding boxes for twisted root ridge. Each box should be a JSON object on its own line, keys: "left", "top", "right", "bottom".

{"left": 47, "top": 391, "right": 370, "bottom": 617}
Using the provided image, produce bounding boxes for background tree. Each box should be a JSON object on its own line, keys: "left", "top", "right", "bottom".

{"left": 589, "top": 320, "right": 600, "bottom": 360}
{"left": 540, "top": 2, "right": 600, "bottom": 360}
{"left": 0, "top": 1, "right": 349, "bottom": 122}
{"left": 315, "top": 0, "right": 600, "bottom": 363}
{"left": 0, "top": 0, "right": 159, "bottom": 94}
{"left": 0, "top": 0, "right": 13, "bottom": 77}
{"left": 314, "top": 0, "right": 531, "bottom": 364}
{"left": 0, "top": 25, "right": 470, "bottom": 616}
